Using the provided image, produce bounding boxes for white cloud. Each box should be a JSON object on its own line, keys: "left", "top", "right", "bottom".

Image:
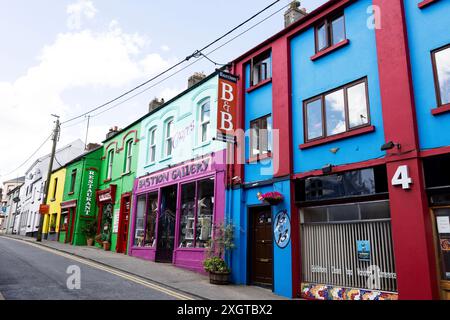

{"left": 161, "top": 45, "right": 170, "bottom": 52}
{"left": 67, "top": 0, "right": 97, "bottom": 30}
{"left": 159, "top": 87, "right": 184, "bottom": 101}
{"left": 0, "top": 10, "right": 177, "bottom": 181}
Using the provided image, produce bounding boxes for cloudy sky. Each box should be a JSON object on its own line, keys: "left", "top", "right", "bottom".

{"left": 0, "top": 0, "right": 327, "bottom": 183}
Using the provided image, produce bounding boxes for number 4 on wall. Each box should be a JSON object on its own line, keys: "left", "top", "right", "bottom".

{"left": 391, "top": 165, "right": 413, "bottom": 190}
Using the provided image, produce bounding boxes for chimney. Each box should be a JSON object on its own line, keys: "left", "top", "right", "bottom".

{"left": 284, "top": 1, "right": 307, "bottom": 28}
{"left": 149, "top": 97, "right": 165, "bottom": 113}
{"left": 106, "top": 126, "right": 121, "bottom": 140}
{"left": 85, "top": 143, "right": 101, "bottom": 151}
{"left": 188, "top": 72, "right": 206, "bottom": 88}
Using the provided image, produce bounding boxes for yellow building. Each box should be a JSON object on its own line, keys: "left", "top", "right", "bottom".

{"left": 43, "top": 168, "right": 66, "bottom": 241}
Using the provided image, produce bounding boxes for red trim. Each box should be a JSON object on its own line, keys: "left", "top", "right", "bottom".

{"left": 246, "top": 78, "right": 272, "bottom": 93}
{"left": 103, "top": 179, "right": 112, "bottom": 183}
{"left": 299, "top": 125, "right": 375, "bottom": 150}
{"left": 431, "top": 103, "right": 450, "bottom": 116}
{"left": 418, "top": 0, "right": 439, "bottom": 9}
{"left": 421, "top": 145, "right": 450, "bottom": 158}
{"left": 246, "top": 152, "right": 272, "bottom": 164}
{"left": 61, "top": 200, "right": 77, "bottom": 209}
{"left": 116, "top": 193, "right": 132, "bottom": 254}
{"left": 310, "top": 39, "right": 350, "bottom": 61}
{"left": 86, "top": 167, "right": 99, "bottom": 172}
{"left": 102, "top": 141, "right": 118, "bottom": 159}
{"left": 117, "top": 130, "right": 139, "bottom": 152}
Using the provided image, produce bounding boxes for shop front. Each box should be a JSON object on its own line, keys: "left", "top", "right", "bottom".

{"left": 129, "top": 151, "right": 226, "bottom": 273}
{"left": 59, "top": 200, "right": 77, "bottom": 244}
{"left": 295, "top": 165, "right": 399, "bottom": 300}
{"left": 95, "top": 184, "right": 117, "bottom": 249}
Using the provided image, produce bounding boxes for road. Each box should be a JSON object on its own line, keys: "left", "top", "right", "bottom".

{"left": 0, "top": 236, "right": 192, "bottom": 300}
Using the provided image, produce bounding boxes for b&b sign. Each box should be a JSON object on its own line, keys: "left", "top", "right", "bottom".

{"left": 216, "top": 71, "right": 238, "bottom": 144}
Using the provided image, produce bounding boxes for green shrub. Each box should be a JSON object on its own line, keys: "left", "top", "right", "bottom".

{"left": 203, "top": 256, "right": 230, "bottom": 273}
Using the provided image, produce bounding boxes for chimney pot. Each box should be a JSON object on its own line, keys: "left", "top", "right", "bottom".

{"left": 149, "top": 97, "right": 165, "bottom": 113}
{"left": 284, "top": 1, "right": 307, "bottom": 28}
{"left": 188, "top": 72, "right": 206, "bottom": 88}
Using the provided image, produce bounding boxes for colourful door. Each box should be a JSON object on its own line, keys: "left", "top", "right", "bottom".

{"left": 250, "top": 207, "right": 273, "bottom": 287}
{"left": 117, "top": 194, "right": 131, "bottom": 254}
{"left": 156, "top": 185, "right": 177, "bottom": 263}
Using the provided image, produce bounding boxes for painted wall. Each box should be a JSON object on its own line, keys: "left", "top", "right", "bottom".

{"left": 99, "top": 124, "right": 140, "bottom": 252}
{"left": 228, "top": 179, "right": 292, "bottom": 297}
{"left": 44, "top": 168, "right": 66, "bottom": 237}
{"left": 291, "top": 0, "right": 385, "bottom": 174}
{"left": 404, "top": 0, "right": 450, "bottom": 150}
{"left": 136, "top": 75, "right": 227, "bottom": 178}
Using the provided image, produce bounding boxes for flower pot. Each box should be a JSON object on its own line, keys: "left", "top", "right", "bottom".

{"left": 209, "top": 271, "right": 230, "bottom": 285}
{"left": 264, "top": 198, "right": 283, "bottom": 206}
{"left": 103, "top": 241, "right": 111, "bottom": 251}
{"left": 86, "top": 238, "right": 94, "bottom": 246}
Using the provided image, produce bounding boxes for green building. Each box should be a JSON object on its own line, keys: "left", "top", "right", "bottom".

{"left": 97, "top": 124, "right": 140, "bottom": 253}
{"left": 60, "top": 146, "right": 102, "bottom": 245}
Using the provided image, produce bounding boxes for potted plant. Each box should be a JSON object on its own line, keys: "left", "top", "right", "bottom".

{"left": 81, "top": 220, "right": 97, "bottom": 246}
{"left": 203, "top": 223, "right": 235, "bottom": 285}
{"left": 257, "top": 191, "right": 284, "bottom": 205}
{"left": 101, "top": 221, "right": 112, "bottom": 251}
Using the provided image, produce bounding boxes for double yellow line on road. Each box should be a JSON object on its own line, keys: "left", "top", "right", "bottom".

{"left": 2, "top": 237, "right": 194, "bottom": 300}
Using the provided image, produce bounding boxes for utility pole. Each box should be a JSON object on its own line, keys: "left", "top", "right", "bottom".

{"left": 36, "top": 115, "right": 60, "bottom": 242}
{"left": 84, "top": 115, "right": 90, "bottom": 150}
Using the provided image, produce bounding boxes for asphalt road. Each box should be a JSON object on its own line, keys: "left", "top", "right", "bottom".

{"left": 0, "top": 236, "right": 190, "bottom": 300}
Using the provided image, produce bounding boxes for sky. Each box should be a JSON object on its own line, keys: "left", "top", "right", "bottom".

{"left": 0, "top": 0, "right": 328, "bottom": 184}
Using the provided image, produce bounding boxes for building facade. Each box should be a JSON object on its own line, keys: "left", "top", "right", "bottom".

{"left": 43, "top": 168, "right": 66, "bottom": 241}
{"left": 2, "top": 184, "right": 23, "bottom": 234}
{"left": 227, "top": 0, "right": 450, "bottom": 300}
{"left": 60, "top": 147, "right": 102, "bottom": 245}
{"left": 129, "top": 72, "right": 228, "bottom": 273}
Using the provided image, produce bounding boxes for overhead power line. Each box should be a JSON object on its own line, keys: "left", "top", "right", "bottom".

{"left": 60, "top": 0, "right": 281, "bottom": 125}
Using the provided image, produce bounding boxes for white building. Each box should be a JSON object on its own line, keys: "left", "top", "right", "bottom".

{"left": 16, "top": 139, "right": 85, "bottom": 237}
{"left": 2, "top": 184, "right": 23, "bottom": 234}
{"left": 0, "top": 177, "right": 24, "bottom": 233}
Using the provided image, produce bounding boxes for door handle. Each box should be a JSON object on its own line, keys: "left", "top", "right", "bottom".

{"left": 260, "top": 258, "right": 270, "bottom": 263}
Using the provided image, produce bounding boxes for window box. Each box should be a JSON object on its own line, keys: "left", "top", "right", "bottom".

{"left": 246, "top": 78, "right": 272, "bottom": 93}
{"left": 311, "top": 39, "right": 350, "bottom": 61}
{"left": 299, "top": 125, "right": 375, "bottom": 150}
{"left": 431, "top": 103, "right": 450, "bottom": 116}
{"left": 418, "top": 0, "right": 439, "bottom": 9}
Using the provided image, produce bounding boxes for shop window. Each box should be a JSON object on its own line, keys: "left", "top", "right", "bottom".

{"left": 250, "top": 114, "right": 272, "bottom": 158}
{"left": 144, "top": 193, "right": 158, "bottom": 247}
{"left": 134, "top": 195, "right": 146, "bottom": 246}
{"left": 106, "top": 149, "right": 114, "bottom": 180}
{"left": 69, "top": 169, "right": 77, "bottom": 193}
{"left": 304, "top": 78, "right": 370, "bottom": 142}
{"left": 148, "top": 127, "right": 157, "bottom": 164}
{"left": 124, "top": 139, "right": 133, "bottom": 173}
{"left": 200, "top": 99, "right": 211, "bottom": 143}
{"left": 432, "top": 44, "right": 450, "bottom": 106}
{"left": 250, "top": 51, "right": 272, "bottom": 87}
{"left": 315, "top": 14, "right": 346, "bottom": 53}
{"left": 164, "top": 119, "right": 174, "bottom": 157}
{"left": 178, "top": 178, "right": 215, "bottom": 249}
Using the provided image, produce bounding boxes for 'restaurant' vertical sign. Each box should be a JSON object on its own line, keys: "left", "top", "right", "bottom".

{"left": 216, "top": 71, "right": 238, "bottom": 143}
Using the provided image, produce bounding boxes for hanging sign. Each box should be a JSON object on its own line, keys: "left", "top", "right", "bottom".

{"left": 357, "top": 240, "right": 371, "bottom": 261}
{"left": 274, "top": 210, "right": 290, "bottom": 249}
{"left": 39, "top": 204, "right": 49, "bottom": 215}
{"left": 216, "top": 71, "right": 238, "bottom": 143}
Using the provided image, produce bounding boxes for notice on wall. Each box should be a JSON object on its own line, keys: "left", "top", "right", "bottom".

{"left": 357, "top": 240, "right": 371, "bottom": 261}
{"left": 112, "top": 209, "right": 120, "bottom": 233}
{"left": 436, "top": 216, "right": 450, "bottom": 234}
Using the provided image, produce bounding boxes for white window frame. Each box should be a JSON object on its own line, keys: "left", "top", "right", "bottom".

{"left": 200, "top": 99, "right": 211, "bottom": 143}
{"left": 148, "top": 127, "right": 157, "bottom": 164}
{"left": 107, "top": 149, "right": 114, "bottom": 180}
{"left": 164, "top": 119, "right": 174, "bottom": 157}
{"left": 124, "top": 139, "right": 133, "bottom": 173}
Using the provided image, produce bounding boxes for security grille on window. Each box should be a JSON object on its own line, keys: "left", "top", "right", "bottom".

{"left": 432, "top": 44, "right": 450, "bottom": 106}
{"left": 315, "top": 14, "right": 346, "bottom": 52}
{"left": 250, "top": 115, "right": 272, "bottom": 158}
{"left": 304, "top": 78, "right": 370, "bottom": 142}
{"left": 251, "top": 51, "right": 272, "bottom": 86}
{"left": 200, "top": 99, "right": 211, "bottom": 142}
{"left": 165, "top": 119, "right": 173, "bottom": 157}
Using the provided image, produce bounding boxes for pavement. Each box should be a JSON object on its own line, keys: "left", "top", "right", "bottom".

{"left": 0, "top": 234, "right": 285, "bottom": 300}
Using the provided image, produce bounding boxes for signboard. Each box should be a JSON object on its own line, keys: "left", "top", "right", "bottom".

{"left": 357, "top": 240, "right": 371, "bottom": 261}
{"left": 39, "top": 204, "right": 49, "bottom": 215}
{"left": 437, "top": 216, "right": 450, "bottom": 234}
{"left": 99, "top": 193, "right": 112, "bottom": 202}
{"left": 84, "top": 170, "right": 96, "bottom": 216}
{"left": 274, "top": 210, "right": 290, "bottom": 249}
{"left": 112, "top": 208, "right": 120, "bottom": 233}
{"left": 216, "top": 71, "right": 238, "bottom": 143}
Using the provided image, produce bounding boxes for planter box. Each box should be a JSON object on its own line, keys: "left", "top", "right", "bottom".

{"left": 209, "top": 271, "right": 230, "bottom": 285}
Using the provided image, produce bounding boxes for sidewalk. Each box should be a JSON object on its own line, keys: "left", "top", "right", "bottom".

{"left": 1, "top": 234, "right": 286, "bottom": 300}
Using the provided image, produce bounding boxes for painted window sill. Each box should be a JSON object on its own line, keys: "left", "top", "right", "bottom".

{"left": 431, "top": 103, "right": 450, "bottom": 116}
{"left": 193, "top": 141, "right": 211, "bottom": 150}
{"left": 246, "top": 78, "right": 272, "bottom": 93}
{"left": 418, "top": 0, "right": 439, "bottom": 9}
{"left": 160, "top": 156, "right": 172, "bottom": 162}
{"left": 68, "top": 192, "right": 74, "bottom": 195}
{"left": 103, "top": 178, "right": 112, "bottom": 183}
{"left": 299, "top": 125, "right": 375, "bottom": 150}
{"left": 311, "top": 39, "right": 350, "bottom": 61}
{"left": 246, "top": 152, "right": 272, "bottom": 163}
{"left": 50, "top": 198, "right": 56, "bottom": 202}
{"left": 121, "top": 171, "right": 132, "bottom": 177}
{"left": 144, "top": 162, "right": 156, "bottom": 169}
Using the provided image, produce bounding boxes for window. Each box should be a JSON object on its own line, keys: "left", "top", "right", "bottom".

{"left": 134, "top": 195, "right": 146, "bottom": 246}
{"left": 69, "top": 169, "right": 77, "bottom": 193}
{"left": 148, "top": 128, "right": 157, "bottom": 163}
{"left": 164, "top": 119, "right": 174, "bottom": 157}
{"left": 250, "top": 114, "right": 272, "bottom": 157}
{"left": 432, "top": 45, "right": 450, "bottom": 106}
{"left": 52, "top": 178, "right": 58, "bottom": 200}
{"left": 304, "top": 78, "right": 369, "bottom": 142}
{"left": 124, "top": 139, "right": 133, "bottom": 173}
{"left": 315, "top": 14, "right": 346, "bottom": 53}
{"left": 251, "top": 51, "right": 272, "bottom": 86}
{"left": 134, "top": 193, "right": 158, "bottom": 247}
{"left": 178, "top": 178, "right": 215, "bottom": 249}
{"left": 106, "top": 149, "right": 114, "bottom": 180}
{"left": 200, "top": 99, "right": 211, "bottom": 143}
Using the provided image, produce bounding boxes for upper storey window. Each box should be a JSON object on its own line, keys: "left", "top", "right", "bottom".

{"left": 200, "top": 99, "right": 211, "bottom": 143}
{"left": 124, "top": 139, "right": 133, "bottom": 173}
{"left": 315, "top": 14, "right": 346, "bottom": 53}
{"left": 106, "top": 149, "right": 114, "bottom": 180}
{"left": 250, "top": 51, "right": 272, "bottom": 87}
{"left": 432, "top": 45, "right": 450, "bottom": 106}
{"left": 164, "top": 119, "right": 174, "bottom": 157}
{"left": 304, "top": 78, "right": 370, "bottom": 142}
{"left": 250, "top": 114, "right": 272, "bottom": 158}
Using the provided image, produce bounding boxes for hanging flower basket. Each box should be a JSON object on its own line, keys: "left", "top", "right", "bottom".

{"left": 257, "top": 192, "right": 284, "bottom": 205}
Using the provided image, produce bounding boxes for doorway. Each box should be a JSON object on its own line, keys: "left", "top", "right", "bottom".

{"left": 156, "top": 185, "right": 177, "bottom": 263}
{"left": 117, "top": 194, "right": 131, "bottom": 254}
{"left": 431, "top": 207, "right": 450, "bottom": 300}
{"left": 249, "top": 206, "right": 273, "bottom": 287}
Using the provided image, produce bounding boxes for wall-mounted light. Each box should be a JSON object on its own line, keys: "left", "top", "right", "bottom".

{"left": 322, "top": 164, "right": 333, "bottom": 174}
{"left": 380, "top": 141, "right": 401, "bottom": 151}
